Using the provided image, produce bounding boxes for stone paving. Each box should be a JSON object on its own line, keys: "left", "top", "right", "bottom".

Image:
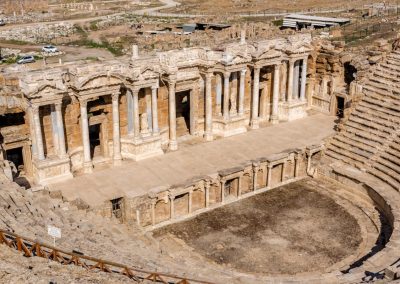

{"left": 51, "top": 113, "right": 336, "bottom": 206}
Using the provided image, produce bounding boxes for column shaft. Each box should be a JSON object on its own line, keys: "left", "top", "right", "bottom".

{"left": 300, "top": 57, "right": 308, "bottom": 101}
{"left": 238, "top": 69, "right": 246, "bottom": 115}
{"left": 50, "top": 105, "right": 59, "bottom": 155}
{"left": 79, "top": 100, "right": 92, "bottom": 172}
{"left": 151, "top": 86, "right": 159, "bottom": 134}
{"left": 32, "top": 106, "right": 45, "bottom": 161}
{"left": 127, "top": 90, "right": 134, "bottom": 135}
{"left": 267, "top": 166, "right": 272, "bottom": 188}
{"left": 112, "top": 93, "right": 122, "bottom": 164}
{"left": 287, "top": 60, "right": 295, "bottom": 103}
{"left": 204, "top": 73, "right": 213, "bottom": 141}
{"left": 168, "top": 81, "right": 177, "bottom": 150}
{"left": 251, "top": 67, "right": 260, "bottom": 129}
{"left": 132, "top": 89, "right": 140, "bottom": 140}
{"left": 293, "top": 61, "right": 300, "bottom": 100}
{"left": 271, "top": 64, "right": 280, "bottom": 124}
{"left": 223, "top": 72, "right": 230, "bottom": 120}
{"left": 55, "top": 103, "right": 67, "bottom": 157}
{"left": 216, "top": 75, "right": 222, "bottom": 116}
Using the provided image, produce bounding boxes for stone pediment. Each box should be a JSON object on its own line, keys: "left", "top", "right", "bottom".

{"left": 78, "top": 73, "right": 124, "bottom": 90}
{"left": 256, "top": 49, "right": 282, "bottom": 60}
{"left": 27, "top": 83, "right": 67, "bottom": 99}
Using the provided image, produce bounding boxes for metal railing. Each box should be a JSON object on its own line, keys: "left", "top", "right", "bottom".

{"left": 0, "top": 229, "right": 213, "bottom": 284}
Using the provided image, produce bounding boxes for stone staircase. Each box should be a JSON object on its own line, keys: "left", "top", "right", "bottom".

{"left": 325, "top": 50, "right": 400, "bottom": 172}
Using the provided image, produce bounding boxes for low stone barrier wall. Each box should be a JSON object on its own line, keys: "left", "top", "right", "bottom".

{"left": 94, "top": 144, "right": 324, "bottom": 230}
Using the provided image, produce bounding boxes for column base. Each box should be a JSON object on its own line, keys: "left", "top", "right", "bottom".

{"left": 204, "top": 132, "right": 213, "bottom": 142}
{"left": 169, "top": 140, "right": 178, "bottom": 151}
{"left": 113, "top": 157, "right": 122, "bottom": 166}
{"left": 270, "top": 115, "right": 279, "bottom": 124}
{"left": 250, "top": 119, "right": 259, "bottom": 130}
{"left": 83, "top": 161, "right": 93, "bottom": 174}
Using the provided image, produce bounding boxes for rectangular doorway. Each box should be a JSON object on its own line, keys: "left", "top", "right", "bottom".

{"left": 176, "top": 90, "right": 192, "bottom": 137}
{"left": 225, "top": 178, "right": 239, "bottom": 199}
{"left": 6, "top": 147, "right": 24, "bottom": 174}
{"left": 89, "top": 123, "right": 101, "bottom": 158}
{"left": 336, "top": 96, "right": 345, "bottom": 118}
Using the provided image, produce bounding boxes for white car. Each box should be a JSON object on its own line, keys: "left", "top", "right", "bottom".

{"left": 17, "top": 55, "right": 35, "bottom": 64}
{"left": 42, "top": 45, "right": 58, "bottom": 53}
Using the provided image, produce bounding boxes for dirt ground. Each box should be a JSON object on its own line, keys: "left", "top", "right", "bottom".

{"left": 154, "top": 179, "right": 362, "bottom": 275}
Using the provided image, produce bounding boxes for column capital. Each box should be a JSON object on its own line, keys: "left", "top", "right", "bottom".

{"left": 241, "top": 69, "right": 247, "bottom": 75}
{"left": 130, "top": 87, "right": 140, "bottom": 95}
{"left": 288, "top": 58, "right": 296, "bottom": 64}
{"left": 111, "top": 92, "right": 120, "bottom": 102}
{"left": 54, "top": 101, "right": 63, "bottom": 111}
{"left": 205, "top": 72, "right": 213, "bottom": 80}
{"left": 253, "top": 65, "right": 261, "bottom": 72}
{"left": 151, "top": 84, "right": 159, "bottom": 90}
{"left": 79, "top": 98, "right": 88, "bottom": 108}
{"left": 274, "top": 63, "right": 282, "bottom": 68}
{"left": 223, "top": 71, "right": 230, "bottom": 79}
{"left": 31, "top": 104, "right": 40, "bottom": 113}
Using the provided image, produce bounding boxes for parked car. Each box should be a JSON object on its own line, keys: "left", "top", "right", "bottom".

{"left": 42, "top": 45, "right": 58, "bottom": 53}
{"left": 0, "top": 19, "right": 5, "bottom": 26}
{"left": 17, "top": 55, "right": 35, "bottom": 64}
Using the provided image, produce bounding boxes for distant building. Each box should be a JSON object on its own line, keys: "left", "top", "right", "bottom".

{"left": 282, "top": 14, "right": 350, "bottom": 30}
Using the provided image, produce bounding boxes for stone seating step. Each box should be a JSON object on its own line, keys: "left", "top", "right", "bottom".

{"left": 374, "top": 69, "right": 400, "bottom": 84}
{"left": 361, "top": 97, "right": 400, "bottom": 118}
{"left": 369, "top": 168, "right": 400, "bottom": 192}
{"left": 352, "top": 109, "right": 397, "bottom": 130}
{"left": 387, "top": 53, "right": 400, "bottom": 62}
{"left": 324, "top": 148, "right": 365, "bottom": 168}
{"left": 368, "top": 78, "right": 399, "bottom": 94}
{"left": 381, "top": 151, "right": 400, "bottom": 167}
{"left": 342, "top": 131, "right": 382, "bottom": 148}
{"left": 376, "top": 156, "right": 400, "bottom": 176}
{"left": 330, "top": 139, "right": 372, "bottom": 160}
{"left": 363, "top": 85, "right": 400, "bottom": 105}
{"left": 334, "top": 135, "right": 376, "bottom": 154}
{"left": 356, "top": 103, "right": 400, "bottom": 122}
{"left": 375, "top": 65, "right": 400, "bottom": 78}
{"left": 345, "top": 123, "right": 386, "bottom": 144}
{"left": 346, "top": 117, "right": 391, "bottom": 137}
{"left": 327, "top": 142, "right": 368, "bottom": 164}
{"left": 380, "top": 62, "right": 400, "bottom": 73}
{"left": 373, "top": 162, "right": 400, "bottom": 184}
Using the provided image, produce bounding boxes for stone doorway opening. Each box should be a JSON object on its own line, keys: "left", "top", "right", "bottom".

{"left": 176, "top": 90, "right": 192, "bottom": 137}
{"left": 224, "top": 178, "right": 239, "bottom": 199}
{"left": 89, "top": 123, "right": 101, "bottom": 159}
{"left": 6, "top": 147, "right": 24, "bottom": 175}
{"left": 336, "top": 96, "right": 345, "bottom": 118}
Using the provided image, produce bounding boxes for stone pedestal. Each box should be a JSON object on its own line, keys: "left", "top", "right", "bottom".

{"left": 213, "top": 115, "right": 247, "bottom": 137}
{"left": 121, "top": 135, "right": 163, "bottom": 161}
{"left": 33, "top": 157, "right": 73, "bottom": 185}
{"left": 279, "top": 101, "right": 308, "bottom": 122}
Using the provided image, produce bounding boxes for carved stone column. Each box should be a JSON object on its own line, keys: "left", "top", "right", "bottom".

{"left": 238, "top": 69, "right": 246, "bottom": 116}
{"left": 251, "top": 66, "right": 260, "bottom": 129}
{"left": 216, "top": 74, "right": 222, "bottom": 116}
{"left": 168, "top": 80, "right": 178, "bottom": 150}
{"left": 32, "top": 105, "right": 45, "bottom": 161}
{"left": 205, "top": 181, "right": 210, "bottom": 208}
{"left": 293, "top": 61, "right": 300, "bottom": 100}
{"left": 55, "top": 102, "right": 67, "bottom": 157}
{"left": 112, "top": 93, "right": 122, "bottom": 165}
{"left": 253, "top": 166, "right": 258, "bottom": 191}
{"left": 220, "top": 180, "right": 225, "bottom": 203}
{"left": 267, "top": 165, "right": 272, "bottom": 188}
{"left": 132, "top": 88, "right": 140, "bottom": 141}
{"left": 300, "top": 57, "right": 308, "bottom": 101}
{"left": 169, "top": 195, "right": 175, "bottom": 220}
{"left": 50, "top": 105, "right": 59, "bottom": 155}
{"left": 127, "top": 90, "right": 134, "bottom": 135}
{"left": 188, "top": 189, "right": 193, "bottom": 214}
{"left": 151, "top": 85, "right": 159, "bottom": 135}
{"left": 79, "top": 99, "right": 92, "bottom": 173}
{"left": 223, "top": 72, "right": 230, "bottom": 121}
{"left": 271, "top": 64, "right": 281, "bottom": 124}
{"left": 204, "top": 72, "right": 213, "bottom": 141}
{"left": 287, "top": 59, "right": 295, "bottom": 103}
